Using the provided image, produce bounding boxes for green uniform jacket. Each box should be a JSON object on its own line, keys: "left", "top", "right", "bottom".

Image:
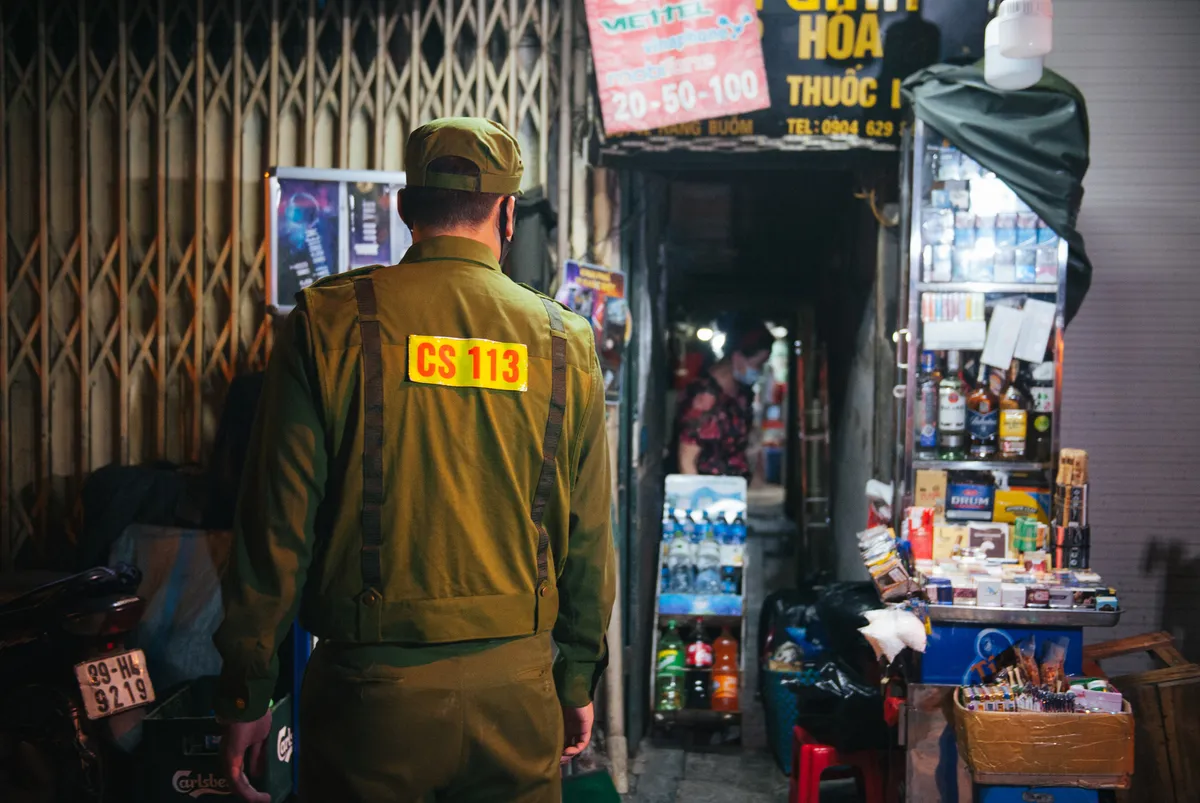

{"left": 214, "top": 236, "right": 616, "bottom": 721}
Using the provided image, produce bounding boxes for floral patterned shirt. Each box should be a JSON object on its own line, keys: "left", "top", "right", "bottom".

{"left": 675, "top": 374, "right": 754, "bottom": 478}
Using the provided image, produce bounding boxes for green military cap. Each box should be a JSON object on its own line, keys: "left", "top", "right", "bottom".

{"left": 405, "top": 117, "right": 524, "bottom": 195}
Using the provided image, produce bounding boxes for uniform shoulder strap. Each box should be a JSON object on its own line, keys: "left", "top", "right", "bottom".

{"left": 352, "top": 276, "right": 386, "bottom": 636}
{"left": 530, "top": 296, "right": 567, "bottom": 614}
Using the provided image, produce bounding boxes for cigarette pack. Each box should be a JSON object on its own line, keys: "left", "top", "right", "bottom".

{"left": 947, "top": 478, "right": 995, "bottom": 522}
{"left": 915, "top": 470, "right": 949, "bottom": 520}
{"left": 1048, "top": 587, "right": 1074, "bottom": 608}
{"left": 1001, "top": 583, "right": 1026, "bottom": 608}
{"left": 933, "top": 524, "right": 967, "bottom": 561}
{"left": 976, "top": 578, "right": 1003, "bottom": 607}
{"left": 993, "top": 487, "right": 1052, "bottom": 524}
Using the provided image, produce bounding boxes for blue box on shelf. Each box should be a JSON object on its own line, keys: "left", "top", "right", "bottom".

{"left": 658, "top": 593, "right": 743, "bottom": 617}
{"left": 977, "top": 787, "right": 1098, "bottom": 803}
{"left": 921, "top": 623, "right": 1083, "bottom": 685}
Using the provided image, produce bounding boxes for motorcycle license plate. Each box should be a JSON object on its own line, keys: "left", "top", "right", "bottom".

{"left": 73, "top": 649, "right": 156, "bottom": 720}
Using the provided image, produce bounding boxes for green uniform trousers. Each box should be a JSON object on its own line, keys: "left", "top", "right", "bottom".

{"left": 298, "top": 632, "right": 563, "bottom": 803}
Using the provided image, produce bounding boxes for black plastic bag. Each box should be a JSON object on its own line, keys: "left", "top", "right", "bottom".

{"left": 813, "top": 581, "right": 883, "bottom": 675}
{"left": 788, "top": 659, "right": 888, "bottom": 753}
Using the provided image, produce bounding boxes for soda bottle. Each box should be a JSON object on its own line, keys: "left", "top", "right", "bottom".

{"left": 693, "top": 522, "right": 722, "bottom": 595}
{"left": 655, "top": 621, "right": 686, "bottom": 711}
{"left": 666, "top": 527, "right": 694, "bottom": 593}
{"left": 686, "top": 669, "right": 711, "bottom": 710}
{"left": 711, "top": 627, "right": 739, "bottom": 712}
{"left": 686, "top": 620, "right": 714, "bottom": 669}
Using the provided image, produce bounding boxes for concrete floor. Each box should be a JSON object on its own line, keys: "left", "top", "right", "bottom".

{"left": 621, "top": 744, "right": 862, "bottom": 803}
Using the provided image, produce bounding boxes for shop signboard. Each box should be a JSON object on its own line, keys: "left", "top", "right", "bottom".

{"left": 584, "top": 0, "right": 772, "bottom": 134}
{"left": 602, "top": 0, "right": 988, "bottom": 152}
{"left": 556, "top": 260, "right": 629, "bottom": 404}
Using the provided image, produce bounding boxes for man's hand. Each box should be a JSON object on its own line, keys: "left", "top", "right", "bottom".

{"left": 220, "top": 711, "right": 273, "bottom": 802}
{"left": 560, "top": 703, "right": 594, "bottom": 764}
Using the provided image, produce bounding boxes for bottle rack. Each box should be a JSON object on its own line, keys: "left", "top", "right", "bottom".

{"left": 649, "top": 476, "right": 750, "bottom": 734}
{"left": 898, "top": 118, "right": 1068, "bottom": 505}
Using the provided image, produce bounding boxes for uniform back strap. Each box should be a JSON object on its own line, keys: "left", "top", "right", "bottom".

{"left": 531, "top": 297, "right": 567, "bottom": 597}
{"left": 353, "top": 277, "right": 385, "bottom": 596}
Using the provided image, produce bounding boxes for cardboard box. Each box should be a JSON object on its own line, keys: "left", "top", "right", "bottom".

{"left": 915, "top": 470, "right": 949, "bottom": 520}
{"left": 955, "top": 694, "right": 1133, "bottom": 788}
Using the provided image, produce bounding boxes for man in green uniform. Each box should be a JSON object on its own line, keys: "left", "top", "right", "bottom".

{"left": 213, "top": 117, "right": 616, "bottom": 803}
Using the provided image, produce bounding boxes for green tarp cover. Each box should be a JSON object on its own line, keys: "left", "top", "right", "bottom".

{"left": 904, "top": 64, "right": 1093, "bottom": 324}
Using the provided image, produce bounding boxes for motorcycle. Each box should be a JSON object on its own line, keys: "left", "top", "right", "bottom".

{"left": 0, "top": 564, "right": 154, "bottom": 803}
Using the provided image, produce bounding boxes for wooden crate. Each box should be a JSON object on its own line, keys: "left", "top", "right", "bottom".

{"left": 1083, "top": 631, "right": 1200, "bottom": 803}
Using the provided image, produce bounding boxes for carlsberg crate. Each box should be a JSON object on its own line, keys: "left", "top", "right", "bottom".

{"left": 140, "top": 676, "right": 293, "bottom": 803}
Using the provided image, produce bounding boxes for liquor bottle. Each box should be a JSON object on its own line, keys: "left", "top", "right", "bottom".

{"left": 1027, "top": 362, "right": 1054, "bottom": 463}
{"left": 967, "top": 362, "right": 999, "bottom": 459}
{"left": 915, "top": 351, "right": 941, "bottom": 460}
{"left": 999, "top": 360, "right": 1029, "bottom": 460}
{"left": 938, "top": 350, "right": 967, "bottom": 461}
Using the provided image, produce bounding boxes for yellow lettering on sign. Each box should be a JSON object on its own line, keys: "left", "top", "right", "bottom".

{"left": 798, "top": 13, "right": 883, "bottom": 60}
{"left": 787, "top": 0, "right": 821, "bottom": 10}
{"left": 407, "top": 335, "right": 529, "bottom": 392}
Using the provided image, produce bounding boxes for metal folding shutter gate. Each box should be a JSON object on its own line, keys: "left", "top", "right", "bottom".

{"left": 0, "top": 0, "right": 578, "bottom": 566}
{"left": 1047, "top": 1, "right": 1200, "bottom": 658}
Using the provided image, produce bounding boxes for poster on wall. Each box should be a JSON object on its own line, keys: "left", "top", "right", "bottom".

{"left": 584, "top": 0, "right": 771, "bottom": 134}
{"left": 348, "top": 182, "right": 412, "bottom": 270}
{"left": 556, "top": 260, "right": 628, "bottom": 404}
{"left": 601, "top": 0, "right": 989, "bottom": 152}
{"left": 268, "top": 168, "right": 410, "bottom": 312}
{"left": 274, "top": 178, "right": 341, "bottom": 305}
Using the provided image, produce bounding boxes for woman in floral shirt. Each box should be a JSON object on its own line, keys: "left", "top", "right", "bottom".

{"left": 674, "top": 318, "right": 775, "bottom": 480}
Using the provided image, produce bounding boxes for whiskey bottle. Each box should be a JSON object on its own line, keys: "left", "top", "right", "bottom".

{"left": 1028, "top": 362, "right": 1054, "bottom": 463}
{"left": 999, "top": 360, "right": 1029, "bottom": 460}
{"left": 967, "top": 362, "right": 999, "bottom": 459}
{"left": 938, "top": 350, "right": 967, "bottom": 461}
{"left": 915, "top": 351, "right": 941, "bottom": 461}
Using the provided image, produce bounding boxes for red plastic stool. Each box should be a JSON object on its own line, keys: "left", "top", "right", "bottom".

{"left": 788, "top": 726, "right": 884, "bottom": 803}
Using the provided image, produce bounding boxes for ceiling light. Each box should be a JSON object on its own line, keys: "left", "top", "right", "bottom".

{"left": 696, "top": 327, "right": 714, "bottom": 342}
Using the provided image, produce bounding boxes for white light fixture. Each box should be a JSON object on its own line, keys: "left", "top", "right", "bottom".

{"left": 696, "top": 327, "right": 714, "bottom": 342}
{"left": 997, "top": 0, "right": 1053, "bottom": 60}
{"left": 984, "top": 17, "right": 1043, "bottom": 91}
{"left": 711, "top": 332, "right": 726, "bottom": 357}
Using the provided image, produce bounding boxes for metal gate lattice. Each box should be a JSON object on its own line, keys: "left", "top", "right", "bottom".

{"left": 0, "top": 0, "right": 570, "bottom": 567}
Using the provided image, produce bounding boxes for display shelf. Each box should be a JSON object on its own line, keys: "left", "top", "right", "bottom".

{"left": 916, "top": 282, "right": 1059, "bottom": 294}
{"left": 926, "top": 605, "right": 1122, "bottom": 628}
{"left": 652, "top": 709, "right": 741, "bottom": 726}
{"left": 656, "top": 612, "right": 743, "bottom": 629}
{"left": 912, "top": 459, "right": 1051, "bottom": 472}
{"left": 899, "top": 119, "right": 1068, "bottom": 509}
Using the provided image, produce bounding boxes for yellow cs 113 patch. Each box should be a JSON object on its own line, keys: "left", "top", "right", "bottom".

{"left": 407, "top": 335, "right": 529, "bottom": 392}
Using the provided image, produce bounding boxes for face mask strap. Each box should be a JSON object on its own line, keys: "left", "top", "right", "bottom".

{"left": 498, "top": 197, "right": 513, "bottom": 264}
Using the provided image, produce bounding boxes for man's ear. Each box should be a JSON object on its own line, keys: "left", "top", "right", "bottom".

{"left": 396, "top": 190, "right": 410, "bottom": 230}
{"left": 503, "top": 195, "right": 516, "bottom": 239}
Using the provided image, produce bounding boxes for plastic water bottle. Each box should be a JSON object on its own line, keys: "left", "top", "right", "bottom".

{"left": 713, "top": 512, "right": 731, "bottom": 546}
{"left": 680, "top": 509, "right": 698, "bottom": 544}
{"left": 661, "top": 502, "right": 676, "bottom": 540}
{"left": 731, "top": 513, "right": 748, "bottom": 545}
{"left": 693, "top": 524, "right": 722, "bottom": 595}
{"left": 667, "top": 527, "right": 694, "bottom": 593}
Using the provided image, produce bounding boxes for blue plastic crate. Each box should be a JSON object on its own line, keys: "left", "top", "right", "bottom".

{"left": 977, "top": 787, "right": 1099, "bottom": 803}
{"left": 761, "top": 665, "right": 821, "bottom": 775}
